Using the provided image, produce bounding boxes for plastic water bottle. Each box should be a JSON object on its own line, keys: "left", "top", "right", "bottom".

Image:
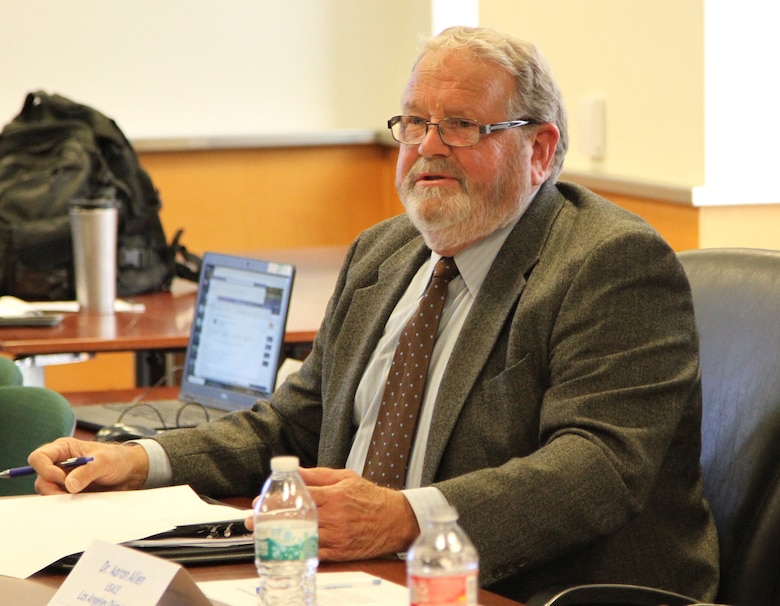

{"left": 407, "top": 505, "right": 479, "bottom": 606}
{"left": 254, "top": 456, "right": 318, "bottom": 606}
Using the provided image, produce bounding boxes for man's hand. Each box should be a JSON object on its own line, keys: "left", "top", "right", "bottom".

{"left": 245, "top": 467, "right": 420, "bottom": 561}
{"left": 28, "top": 437, "right": 150, "bottom": 495}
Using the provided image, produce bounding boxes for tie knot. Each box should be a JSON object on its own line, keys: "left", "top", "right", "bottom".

{"left": 433, "top": 257, "right": 459, "bottom": 283}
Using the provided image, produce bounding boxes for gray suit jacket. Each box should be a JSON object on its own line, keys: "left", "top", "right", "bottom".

{"left": 156, "top": 180, "right": 719, "bottom": 602}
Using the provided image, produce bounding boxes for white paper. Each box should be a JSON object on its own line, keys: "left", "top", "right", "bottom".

{"left": 0, "top": 295, "right": 39, "bottom": 317}
{"left": 198, "top": 572, "right": 409, "bottom": 606}
{"left": 124, "top": 535, "right": 251, "bottom": 549}
{"left": 276, "top": 357, "right": 303, "bottom": 388}
{"left": 0, "top": 295, "right": 145, "bottom": 315}
{"left": 0, "top": 485, "right": 251, "bottom": 579}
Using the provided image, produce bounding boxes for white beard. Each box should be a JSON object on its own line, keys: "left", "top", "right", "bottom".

{"left": 402, "top": 185, "right": 474, "bottom": 252}
{"left": 399, "top": 160, "right": 527, "bottom": 253}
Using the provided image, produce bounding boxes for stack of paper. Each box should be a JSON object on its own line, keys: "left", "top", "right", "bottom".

{"left": 0, "top": 485, "right": 250, "bottom": 578}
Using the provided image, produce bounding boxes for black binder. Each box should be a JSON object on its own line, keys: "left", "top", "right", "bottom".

{"left": 46, "top": 519, "right": 254, "bottom": 572}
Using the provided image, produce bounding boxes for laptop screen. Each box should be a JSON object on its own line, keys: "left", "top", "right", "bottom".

{"left": 178, "top": 252, "right": 295, "bottom": 412}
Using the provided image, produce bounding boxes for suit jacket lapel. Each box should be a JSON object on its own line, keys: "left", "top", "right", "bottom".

{"left": 335, "top": 238, "right": 430, "bottom": 385}
{"left": 421, "top": 181, "right": 566, "bottom": 484}
{"left": 318, "top": 236, "right": 430, "bottom": 465}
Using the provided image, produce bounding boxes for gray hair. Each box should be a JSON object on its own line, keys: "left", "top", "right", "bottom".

{"left": 415, "top": 26, "right": 568, "bottom": 181}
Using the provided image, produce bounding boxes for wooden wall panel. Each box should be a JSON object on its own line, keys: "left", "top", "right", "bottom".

{"left": 592, "top": 190, "right": 699, "bottom": 252}
{"left": 138, "top": 145, "right": 399, "bottom": 255}
{"left": 45, "top": 352, "right": 136, "bottom": 392}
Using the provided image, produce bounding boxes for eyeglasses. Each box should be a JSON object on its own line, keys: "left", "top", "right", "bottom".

{"left": 387, "top": 115, "right": 536, "bottom": 148}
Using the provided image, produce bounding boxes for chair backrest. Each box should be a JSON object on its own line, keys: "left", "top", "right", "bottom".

{"left": 678, "top": 248, "right": 780, "bottom": 606}
{"left": 0, "top": 385, "right": 75, "bottom": 496}
{"left": 533, "top": 583, "right": 700, "bottom": 605}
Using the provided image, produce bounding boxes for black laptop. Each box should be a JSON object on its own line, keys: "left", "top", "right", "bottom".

{"left": 73, "top": 252, "right": 295, "bottom": 431}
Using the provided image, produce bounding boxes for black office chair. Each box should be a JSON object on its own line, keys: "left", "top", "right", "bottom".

{"left": 680, "top": 248, "right": 780, "bottom": 606}
{"left": 533, "top": 248, "right": 780, "bottom": 606}
{"left": 533, "top": 583, "right": 706, "bottom": 605}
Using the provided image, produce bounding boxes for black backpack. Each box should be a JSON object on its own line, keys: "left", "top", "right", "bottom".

{"left": 0, "top": 91, "right": 200, "bottom": 301}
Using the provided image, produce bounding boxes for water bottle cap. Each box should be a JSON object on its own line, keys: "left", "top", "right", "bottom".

{"left": 270, "top": 456, "right": 300, "bottom": 472}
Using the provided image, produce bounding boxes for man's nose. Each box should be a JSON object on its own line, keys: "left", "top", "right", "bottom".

{"left": 417, "top": 123, "right": 451, "bottom": 157}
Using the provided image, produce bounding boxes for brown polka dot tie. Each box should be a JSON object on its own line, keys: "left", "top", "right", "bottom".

{"left": 362, "top": 256, "right": 460, "bottom": 489}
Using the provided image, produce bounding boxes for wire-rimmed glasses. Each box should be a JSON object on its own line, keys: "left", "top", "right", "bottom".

{"left": 387, "top": 115, "right": 536, "bottom": 147}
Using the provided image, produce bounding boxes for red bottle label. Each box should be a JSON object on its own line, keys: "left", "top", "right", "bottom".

{"left": 409, "top": 571, "right": 478, "bottom": 605}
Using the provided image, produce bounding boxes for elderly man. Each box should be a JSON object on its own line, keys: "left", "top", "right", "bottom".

{"left": 31, "top": 26, "right": 718, "bottom": 603}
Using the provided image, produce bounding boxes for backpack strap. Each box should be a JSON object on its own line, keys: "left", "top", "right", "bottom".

{"left": 171, "top": 229, "right": 202, "bottom": 282}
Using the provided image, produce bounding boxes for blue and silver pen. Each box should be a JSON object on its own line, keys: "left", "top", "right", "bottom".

{"left": 319, "top": 577, "right": 383, "bottom": 590}
{"left": 0, "top": 456, "right": 94, "bottom": 479}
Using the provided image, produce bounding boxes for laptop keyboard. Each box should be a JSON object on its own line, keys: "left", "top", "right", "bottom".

{"left": 102, "top": 400, "right": 224, "bottom": 429}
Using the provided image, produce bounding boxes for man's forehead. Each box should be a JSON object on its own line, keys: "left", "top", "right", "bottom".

{"left": 402, "top": 51, "right": 512, "bottom": 117}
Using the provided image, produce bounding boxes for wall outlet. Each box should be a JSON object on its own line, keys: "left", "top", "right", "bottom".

{"left": 579, "top": 95, "right": 606, "bottom": 159}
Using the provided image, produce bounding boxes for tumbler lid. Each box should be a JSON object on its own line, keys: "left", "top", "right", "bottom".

{"left": 69, "top": 194, "right": 118, "bottom": 210}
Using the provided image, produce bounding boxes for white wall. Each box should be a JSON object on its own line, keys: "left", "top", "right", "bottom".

{"left": 5, "top": 0, "right": 777, "bottom": 213}
{"left": 0, "top": 0, "right": 429, "bottom": 140}
{"left": 480, "top": 0, "right": 705, "bottom": 189}
{"left": 695, "top": 1, "right": 780, "bottom": 206}
{"left": 432, "top": 0, "right": 479, "bottom": 33}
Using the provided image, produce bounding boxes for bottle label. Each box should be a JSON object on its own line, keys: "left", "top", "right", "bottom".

{"left": 409, "top": 571, "right": 478, "bottom": 606}
{"left": 255, "top": 520, "right": 318, "bottom": 562}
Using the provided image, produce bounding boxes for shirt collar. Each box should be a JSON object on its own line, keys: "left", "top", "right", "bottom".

{"left": 430, "top": 187, "right": 539, "bottom": 297}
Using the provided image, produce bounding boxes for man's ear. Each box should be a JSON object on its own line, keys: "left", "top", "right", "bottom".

{"left": 529, "top": 122, "right": 560, "bottom": 185}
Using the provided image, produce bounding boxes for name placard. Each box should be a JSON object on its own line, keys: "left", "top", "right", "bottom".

{"left": 47, "top": 539, "right": 211, "bottom": 606}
